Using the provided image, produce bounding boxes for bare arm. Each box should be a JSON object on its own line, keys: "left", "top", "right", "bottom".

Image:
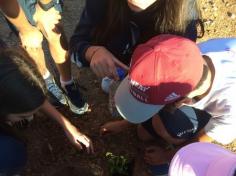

{"left": 1, "top": 0, "right": 32, "bottom": 31}
{"left": 40, "top": 100, "right": 94, "bottom": 153}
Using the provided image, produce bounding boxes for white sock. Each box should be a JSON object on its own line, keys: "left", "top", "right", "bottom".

{"left": 43, "top": 70, "right": 50, "bottom": 80}
{"left": 60, "top": 77, "right": 73, "bottom": 87}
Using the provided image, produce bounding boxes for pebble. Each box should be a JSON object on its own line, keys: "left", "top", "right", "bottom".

{"left": 203, "top": 19, "right": 214, "bottom": 25}
{"left": 225, "top": 2, "right": 230, "bottom": 7}
{"left": 227, "top": 12, "right": 236, "bottom": 19}
{"left": 213, "top": 6, "right": 218, "bottom": 11}
{"left": 208, "top": 0, "right": 214, "bottom": 5}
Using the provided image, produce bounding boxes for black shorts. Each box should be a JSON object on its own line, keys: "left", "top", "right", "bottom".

{"left": 142, "top": 106, "right": 211, "bottom": 140}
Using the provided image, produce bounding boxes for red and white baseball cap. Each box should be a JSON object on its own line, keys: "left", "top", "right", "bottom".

{"left": 169, "top": 142, "right": 236, "bottom": 176}
{"left": 115, "top": 34, "right": 204, "bottom": 123}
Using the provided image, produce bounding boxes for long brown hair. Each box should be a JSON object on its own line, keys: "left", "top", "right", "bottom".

{"left": 93, "top": 0, "right": 129, "bottom": 44}
{"left": 1, "top": 48, "right": 46, "bottom": 93}
{"left": 93, "top": 0, "right": 204, "bottom": 44}
{"left": 0, "top": 47, "right": 46, "bottom": 117}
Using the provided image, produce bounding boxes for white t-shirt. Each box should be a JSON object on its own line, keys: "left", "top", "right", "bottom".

{"left": 192, "top": 38, "right": 236, "bottom": 144}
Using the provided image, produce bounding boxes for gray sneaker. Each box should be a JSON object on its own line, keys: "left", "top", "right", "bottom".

{"left": 45, "top": 76, "right": 67, "bottom": 106}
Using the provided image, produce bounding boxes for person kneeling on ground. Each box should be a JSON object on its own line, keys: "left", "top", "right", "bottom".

{"left": 0, "top": 47, "right": 94, "bottom": 175}
{"left": 101, "top": 35, "right": 236, "bottom": 174}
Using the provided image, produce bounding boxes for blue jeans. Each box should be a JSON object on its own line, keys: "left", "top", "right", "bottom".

{"left": 0, "top": 134, "right": 27, "bottom": 175}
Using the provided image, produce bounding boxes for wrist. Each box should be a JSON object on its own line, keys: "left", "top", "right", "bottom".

{"left": 62, "top": 119, "right": 80, "bottom": 135}
{"left": 85, "top": 46, "right": 103, "bottom": 62}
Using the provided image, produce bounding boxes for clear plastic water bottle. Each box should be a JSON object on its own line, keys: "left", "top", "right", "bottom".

{"left": 109, "top": 67, "right": 126, "bottom": 117}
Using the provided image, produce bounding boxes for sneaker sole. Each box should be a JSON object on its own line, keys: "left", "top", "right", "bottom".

{"left": 66, "top": 98, "right": 89, "bottom": 115}
{"left": 59, "top": 95, "right": 68, "bottom": 105}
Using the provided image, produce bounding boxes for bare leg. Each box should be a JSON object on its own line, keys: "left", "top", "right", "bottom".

{"left": 42, "top": 24, "right": 71, "bottom": 82}
{"left": 25, "top": 46, "right": 48, "bottom": 76}
{"left": 36, "top": 17, "right": 88, "bottom": 114}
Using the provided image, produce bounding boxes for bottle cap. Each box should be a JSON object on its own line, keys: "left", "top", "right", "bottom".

{"left": 116, "top": 67, "right": 126, "bottom": 80}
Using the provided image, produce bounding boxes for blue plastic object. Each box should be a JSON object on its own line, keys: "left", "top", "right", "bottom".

{"left": 116, "top": 67, "right": 126, "bottom": 80}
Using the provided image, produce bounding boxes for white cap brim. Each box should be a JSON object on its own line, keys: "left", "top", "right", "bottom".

{"left": 114, "top": 76, "right": 163, "bottom": 124}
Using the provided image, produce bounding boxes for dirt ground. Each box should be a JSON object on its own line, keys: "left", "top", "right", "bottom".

{"left": 0, "top": 0, "right": 236, "bottom": 175}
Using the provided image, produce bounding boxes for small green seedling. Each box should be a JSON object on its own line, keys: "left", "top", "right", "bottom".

{"left": 106, "top": 152, "right": 129, "bottom": 176}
